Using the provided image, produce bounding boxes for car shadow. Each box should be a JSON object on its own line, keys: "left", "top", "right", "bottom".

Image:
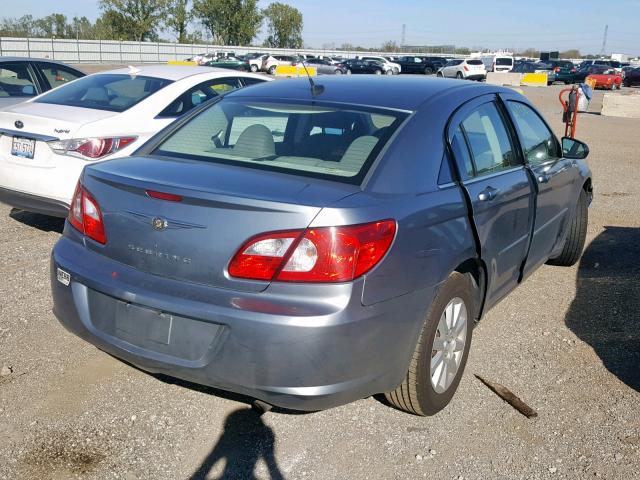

{"left": 9, "top": 208, "right": 64, "bottom": 233}
{"left": 565, "top": 226, "right": 640, "bottom": 392}
{"left": 188, "top": 407, "right": 285, "bottom": 480}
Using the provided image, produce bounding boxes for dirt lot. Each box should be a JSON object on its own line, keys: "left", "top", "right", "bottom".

{"left": 0, "top": 83, "right": 638, "bottom": 480}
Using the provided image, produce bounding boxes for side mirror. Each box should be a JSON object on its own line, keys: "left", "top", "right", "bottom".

{"left": 562, "top": 137, "right": 589, "bottom": 160}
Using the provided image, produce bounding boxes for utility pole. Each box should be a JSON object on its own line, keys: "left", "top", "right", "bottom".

{"left": 599, "top": 24, "right": 608, "bottom": 57}
{"left": 401, "top": 24, "right": 406, "bottom": 51}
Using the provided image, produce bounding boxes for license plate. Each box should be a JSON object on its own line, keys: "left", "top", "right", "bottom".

{"left": 11, "top": 136, "right": 36, "bottom": 159}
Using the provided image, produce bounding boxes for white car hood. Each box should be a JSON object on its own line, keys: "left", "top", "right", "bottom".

{"left": 0, "top": 102, "right": 118, "bottom": 139}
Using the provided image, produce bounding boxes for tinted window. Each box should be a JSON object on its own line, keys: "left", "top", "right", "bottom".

{"left": 35, "top": 74, "right": 172, "bottom": 112}
{"left": 0, "top": 63, "right": 38, "bottom": 97}
{"left": 467, "top": 59, "right": 484, "bottom": 65}
{"left": 461, "top": 103, "right": 517, "bottom": 176}
{"left": 154, "top": 99, "right": 408, "bottom": 184}
{"left": 507, "top": 101, "right": 559, "bottom": 166}
{"left": 38, "top": 63, "right": 84, "bottom": 89}
{"left": 159, "top": 78, "right": 243, "bottom": 117}
{"left": 451, "top": 126, "right": 474, "bottom": 177}
{"left": 495, "top": 58, "right": 513, "bottom": 66}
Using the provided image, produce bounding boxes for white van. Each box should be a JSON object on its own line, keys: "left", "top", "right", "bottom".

{"left": 480, "top": 54, "right": 514, "bottom": 73}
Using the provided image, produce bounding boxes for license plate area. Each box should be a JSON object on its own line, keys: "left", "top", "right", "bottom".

{"left": 115, "top": 301, "right": 173, "bottom": 346}
{"left": 11, "top": 136, "right": 36, "bottom": 159}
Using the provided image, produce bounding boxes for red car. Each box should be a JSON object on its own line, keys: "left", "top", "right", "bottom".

{"left": 586, "top": 70, "right": 622, "bottom": 90}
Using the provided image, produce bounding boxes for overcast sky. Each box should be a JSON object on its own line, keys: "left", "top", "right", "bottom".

{"left": 3, "top": 0, "right": 640, "bottom": 55}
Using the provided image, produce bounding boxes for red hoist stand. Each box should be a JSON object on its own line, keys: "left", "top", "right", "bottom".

{"left": 559, "top": 86, "right": 581, "bottom": 138}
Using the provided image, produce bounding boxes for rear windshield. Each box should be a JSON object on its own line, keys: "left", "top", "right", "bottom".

{"left": 35, "top": 74, "right": 173, "bottom": 112}
{"left": 153, "top": 99, "right": 408, "bottom": 184}
{"left": 467, "top": 59, "right": 484, "bottom": 65}
{"left": 495, "top": 57, "right": 513, "bottom": 66}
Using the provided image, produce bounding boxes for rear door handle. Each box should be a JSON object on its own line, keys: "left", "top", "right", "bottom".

{"left": 478, "top": 186, "right": 499, "bottom": 202}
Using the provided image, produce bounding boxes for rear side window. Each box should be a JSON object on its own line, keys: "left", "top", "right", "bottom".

{"left": 155, "top": 99, "right": 408, "bottom": 184}
{"left": 460, "top": 103, "right": 518, "bottom": 176}
{"left": 35, "top": 74, "right": 173, "bottom": 112}
{"left": 0, "top": 63, "right": 38, "bottom": 97}
{"left": 159, "top": 78, "right": 244, "bottom": 117}
{"left": 450, "top": 127, "right": 474, "bottom": 178}
{"left": 507, "top": 101, "right": 559, "bottom": 165}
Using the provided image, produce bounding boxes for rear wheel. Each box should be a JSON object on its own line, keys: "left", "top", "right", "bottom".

{"left": 268, "top": 65, "right": 276, "bottom": 75}
{"left": 375, "top": 69, "right": 382, "bottom": 75}
{"left": 456, "top": 72, "right": 463, "bottom": 79}
{"left": 346, "top": 69, "right": 352, "bottom": 75}
{"left": 385, "top": 272, "right": 475, "bottom": 416}
{"left": 436, "top": 71, "right": 443, "bottom": 77}
{"left": 424, "top": 67, "right": 434, "bottom": 75}
{"left": 334, "top": 69, "right": 343, "bottom": 75}
{"left": 385, "top": 69, "right": 394, "bottom": 75}
{"left": 250, "top": 64, "right": 258, "bottom": 72}
{"left": 547, "top": 189, "right": 588, "bottom": 267}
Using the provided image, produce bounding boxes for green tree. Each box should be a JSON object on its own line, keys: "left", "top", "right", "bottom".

{"left": 193, "top": 0, "right": 261, "bottom": 45}
{"left": 518, "top": 47, "right": 540, "bottom": 58}
{"left": 166, "top": 0, "right": 192, "bottom": 43}
{"left": 262, "top": 2, "right": 303, "bottom": 49}
{"left": 0, "top": 15, "right": 36, "bottom": 37}
{"left": 68, "top": 16, "right": 96, "bottom": 39}
{"left": 98, "top": 0, "right": 169, "bottom": 41}
{"left": 34, "top": 13, "right": 70, "bottom": 38}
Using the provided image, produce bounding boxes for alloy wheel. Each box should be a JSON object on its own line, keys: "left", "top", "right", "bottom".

{"left": 430, "top": 297, "right": 468, "bottom": 393}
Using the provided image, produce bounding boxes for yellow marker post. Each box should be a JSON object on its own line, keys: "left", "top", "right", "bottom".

{"left": 275, "top": 65, "right": 317, "bottom": 77}
{"left": 521, "top": 73, "right": 548, "bottom": 87}
{"left": 167, "top": 60, "right": 198, "bottom": 66}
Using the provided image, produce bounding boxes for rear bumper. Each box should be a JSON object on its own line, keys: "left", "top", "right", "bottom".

{"left": 0, "top": 186, "right": 69, "bottom": 217}
{"left": 465, "top": 74, "right": 486, "bottom": 81}
{"left": 51, "top": 234, "right": 431, "bottom": 411}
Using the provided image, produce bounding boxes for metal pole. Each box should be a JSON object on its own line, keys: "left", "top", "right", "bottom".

{"left": 119, "top": 41, "right": 123, "bottom": 64}
{"left": 51, "top": 36, "right": 55, "bottom": 60}
{"left": 27, "top": 37, "right": 31, "bottom": 57}
{"left": 99, "top": 38, "right": 103, "bottom": 63}
{"left": 157, "top": 42, "right": 160, "bottom": 62}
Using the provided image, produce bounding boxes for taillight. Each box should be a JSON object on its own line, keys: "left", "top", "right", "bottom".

{"left": 463, "top": 65, "right": 469, "bottom": 71}
{"left": 68, "top": 182, "right": 106, "bottom": 244}
{"left": 554, "top": 67, "right": 560, "bottom": 72}
{"left": 228, "top": 220, "right": 396, "bottom": 283}
{"left": 48, "top": 136, "right": 137, "bottom": 160}
{"left": 571, "top": 67, "right": 576, "bottom": 73}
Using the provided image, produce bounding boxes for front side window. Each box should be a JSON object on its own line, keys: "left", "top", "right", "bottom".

{"left": 154, "top": 99, "right": 408, "bottom": 184}
{"left": 460, "top": 103, "right": 518, "bottom": 176}
{"left": 37, "top": 63, "right": 84, "bottom": 89}
{"left": 35, "top": 74, "right": 173, "bottom": 112}
{"left": 507, "top": 101, "right": 559, "bottom": 165}
{"left": 0, "top": 63, "right": 38, "bottom": 98}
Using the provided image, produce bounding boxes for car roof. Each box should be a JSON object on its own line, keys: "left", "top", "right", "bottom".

{"left": 227, "top": 76, "right": 508, "bottom": 111}
{"left": 98, "top": 65, "right": 243, "bottom": 81}
{"left": 0, "top": 56, "right": 77, "bottom": 67}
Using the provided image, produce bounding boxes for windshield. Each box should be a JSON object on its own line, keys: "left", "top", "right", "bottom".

{"left": 495, "top": 57, "right": 513, "bottom": 66}
{"left": 35, "top": 74, "right": 173, "bottom": 112}
{"left": 153, "top": 99, "right": 409, "bottom": 184}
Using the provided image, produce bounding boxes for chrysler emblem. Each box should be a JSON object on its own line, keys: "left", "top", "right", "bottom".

{"left": 152, "top": 217, "right": 168, "bottom": 231}
{"left": 14, "top": 120, "right": 23, "bottom": 129}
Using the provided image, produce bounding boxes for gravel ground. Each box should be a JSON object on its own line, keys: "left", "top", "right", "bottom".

{"left": 0, "top": 84, "right": 639, "bottom": 480}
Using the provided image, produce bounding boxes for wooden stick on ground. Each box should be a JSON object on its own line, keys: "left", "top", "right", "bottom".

{"left": 475, "top": 374, "right": 538, "bottom": 419}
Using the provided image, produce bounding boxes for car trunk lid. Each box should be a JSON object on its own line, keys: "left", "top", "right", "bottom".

{"left": 81, "top": 156, "right": 359, "bottom": 292}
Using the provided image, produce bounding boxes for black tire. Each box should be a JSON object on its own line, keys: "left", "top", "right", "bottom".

{"left": 456, "top": 72, "right": 463, "bottom": 79}
{"left": 250, "top": 64, "right": 258, "bottom": 72}
{"left": 385, "top": 272, "right": 475, "bottom": 416}
{"left": 436, "top": 72, "right": 443, "bottom": 77}
{"left": 346, "top": 69, "right": 352, "bottom": 75}
{"left": 385, "top": 69, "right": 394, "bottom": 75}
{"left": 268, "top": 65, "right": 276, "bottom": 75}
{"left": 547, "top": 189, "right": 588, "bottom": 267}
{"left": 424, "top": 67, "right": 434, "bottom": 75}
{"left": 375, "top": 69, "right": 382, "bottom": 75}
{"left": 334, "top": 69, "right": 343, "bottom": 75}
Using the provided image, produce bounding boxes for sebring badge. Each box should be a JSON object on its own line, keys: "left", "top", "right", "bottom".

{"left": 152, "top": 217, "right": 168, "bottom": 231}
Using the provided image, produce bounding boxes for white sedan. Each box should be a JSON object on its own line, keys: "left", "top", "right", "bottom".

{"left": 0, "top": 65, "right": 268, "bottom": 217}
